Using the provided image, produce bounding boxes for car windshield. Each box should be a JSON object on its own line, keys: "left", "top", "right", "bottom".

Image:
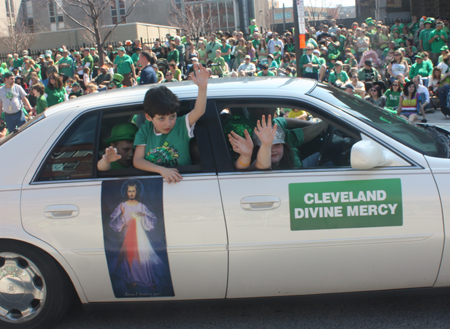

{"left": 0, "top": 113, "right": 45, "bottom": 147}
{"left": 308, "top": 85, "right": 450, "bottom": 158}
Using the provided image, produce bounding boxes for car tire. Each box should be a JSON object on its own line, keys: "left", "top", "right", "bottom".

{"left": 0, "top": 240, "right": 74, "bottom": 329}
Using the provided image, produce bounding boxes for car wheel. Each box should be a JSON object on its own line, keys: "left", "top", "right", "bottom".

{"left": 0, "top": 241, "right": 74, "bottom": 329}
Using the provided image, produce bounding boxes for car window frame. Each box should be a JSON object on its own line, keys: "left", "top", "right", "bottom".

{"left": 208, "top": 96, "right": 418, "bottom": 175}
{"left": 32, "top": 100, "right": 218, "bottom": 184}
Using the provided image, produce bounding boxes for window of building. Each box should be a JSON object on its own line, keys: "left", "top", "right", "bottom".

{"left": 111, "top": 0, "right": 126, "bottom": 25}
{"left": 48, "top": 0, "right": 64, "bottom": 31}
{"left": 5, "top": 0, "right": 15, "bottom": 18}
{"left": 24, "top": 0, "right": 34, "bottom": 33}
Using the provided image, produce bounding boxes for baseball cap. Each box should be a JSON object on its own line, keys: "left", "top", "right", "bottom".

{"left": 117, "top": 46, "right": 126, "bottom": 52}
{"left": 441, "top": 45, "right": 449, "bottom": 51}
{"left": 415, "top": 52, "right": 424, "bottom": 58}
{"left": 245, "top": 55, "right": 251, "bottom": 59}
{"left": 345, "top": 83, "right": 354, "bottom": 90}
{"left": 106, "top": 123, "right": 138, "bottom": 144}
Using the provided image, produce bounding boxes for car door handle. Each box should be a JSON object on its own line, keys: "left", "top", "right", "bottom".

{"left": 240, "top": 196, "right": 281, "bottom": 211}
{"left": 44, "top": 205, "right": 79, "bottom": 219}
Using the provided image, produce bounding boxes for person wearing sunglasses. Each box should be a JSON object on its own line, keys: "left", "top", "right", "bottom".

{"left": 387, "top": 51, "right": 409, "bottom": 83}
{"left": 364, "top": 85, "right": 386, "bottom": 108}
{"left": 384, "top": 80, "right": 402, "bottom": 112}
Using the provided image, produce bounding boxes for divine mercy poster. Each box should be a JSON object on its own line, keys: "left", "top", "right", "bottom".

{"left": 101, "top": 178, "right": 174, "bottom": 298}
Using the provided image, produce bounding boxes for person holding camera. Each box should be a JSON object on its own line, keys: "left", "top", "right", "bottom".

{"left": 206, "top": 34, "right": 221, "bottom": 62}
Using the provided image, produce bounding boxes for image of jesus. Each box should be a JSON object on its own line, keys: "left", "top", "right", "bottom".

{"left": 110, "top": 181, "right": 161, "bottom": 288}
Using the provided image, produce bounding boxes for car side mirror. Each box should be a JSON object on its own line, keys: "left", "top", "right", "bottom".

{"left": 350, "top": 138, "right": 409, "bottom": 169}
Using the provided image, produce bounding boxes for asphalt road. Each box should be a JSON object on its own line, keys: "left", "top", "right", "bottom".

{"left": 54, "top": 291, "right": 450, "bottom": 329}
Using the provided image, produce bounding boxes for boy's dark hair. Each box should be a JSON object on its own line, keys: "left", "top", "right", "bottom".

{"left": 143, "top": 85, "right": 180, "bottom": 118}
{"left": 33, "top": 83, "right": 45, "bottom": 95}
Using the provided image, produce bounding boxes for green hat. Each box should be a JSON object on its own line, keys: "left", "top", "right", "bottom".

{"left": 58, "top": 48, "right": 63, "bottom": 52}
{"left": 441, "top": 45, "right": 449, "bottom": 51}
{"left": 113, "top": 73, "right": 124, "bottom": 83}
{"left": 365, "top": 17, "right": 375, "bottom": 26}
{"left": 415, "top": 52, "right": 424, "bottom": 58}
{"left": 424, "top": 19, "right": 432, "bottom": 25}
{"left": 105, "top": 123, "right": 138, "bottom": 144}
{"left": 329, "top": 53, "right": 338, "bottom": 60}
{"left": 90, "top": 47, "right": 96, "bottom": 50}
{"left": 168, "top": 36, "right": 175, "bottom": 40}
{"left": 72, "top": 82, "right": 80, "bottom": 88}
{"left": 117, "top": 46, "right": 126, "bottom": 51}
{"left": 110, "top": 81, "right": 123, "bottom": 88}
{"left": 73, "top": 51, "right": 80, "bottom": 56}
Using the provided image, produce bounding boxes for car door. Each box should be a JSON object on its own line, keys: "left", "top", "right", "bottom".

{"left": 21, "top": 104, "right": 228, "bottom": 302}
{"left": 211, "top": 98, "right": 444, "bottom": 299}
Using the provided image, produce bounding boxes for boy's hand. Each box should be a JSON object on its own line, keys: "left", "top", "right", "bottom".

{"left": 159, "top": 167, "right": 183, "bottom": 184}
{"left": 190, "top": 63, "right": 209, "bottom": 88}
{"left": 254, "top": 115, "right": 277, "bottom": 146}
{"left": 103, "top": 146, "right": 122, "bottom": 163}
{"left": 229, "top": 129, "right": 253, "bottom": 157}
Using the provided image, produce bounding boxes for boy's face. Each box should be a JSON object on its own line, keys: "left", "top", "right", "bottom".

{"left": 146, "top": 113, "right": 177, "bottom": 134}
{"left": 112, "top": 140, "right": 134, "bottom": 167}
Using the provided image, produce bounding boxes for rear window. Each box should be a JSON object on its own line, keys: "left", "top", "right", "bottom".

{"left": 0, "top": 114, "right": 45, "bottom": 146}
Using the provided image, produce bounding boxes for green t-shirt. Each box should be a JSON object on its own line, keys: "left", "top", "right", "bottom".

{"left": 299, "top": 54, "right": 319, "bottom": 75}
{"left": 212, "top": 56, "right": 226, "bottom": 75}
{"left": 273, "top": 51, "right": 282, "bottom": 66}
{"left": 409, "top": 61, "right": 433, "bottom": 78}
{"left": 329, "top": 70, "right": 349, "bottom": 84}
{"left": 249, "top": 24, "right": 257, "bottom": 35}
{"left": 220, "top": 44, "right": 232, "bottom": 62}
{"left": 114, "top": 54, "right": 133, "bottom": 75}
{"left": 35, "top": 95, "right": 48, "bottom": 114}
{"left": 257, "top": 70, "right": 275, "bottom": 76}
{"left": 13, "top": 58, "right": 23, "bottom": 69}
{"left": 167, "top": 49, "right": 179, "bottom": 64}
{"left": 44, "top": 86, "right": 66, "bottom": 107}
{"left": 419, "top": 28, "right": 434, "bottom": 51}
{"left": 251, "top": 39, "right": 261, "bottom": 52}
{"left": 82, "top": 54, "right": 94, "bottom": 70}
{"left": 429, "top": 29, "right": 448, "bottom": 54}
{"left": 384, "top": 89, "right": 401, "bottom": 108}
{"left": 110, "top": 161, "right": 127, "bottom": 169}
{"left": 58, "top": 56, "right": 74, "bottom": 77}
{"left": 131, "top": 52, "right": 140, "bottom": 65}
{"left": 134, "top": 115, "right": 192, "bottom": 167}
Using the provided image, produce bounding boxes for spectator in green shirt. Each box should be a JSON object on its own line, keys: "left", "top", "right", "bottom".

{"left": 206, "top": 34, "right": 222, "bottom": 62}
{"left": 419, "top": 20, "right": 434, "bottom": 52}
{"left": 114, "top": 46, "right": 136, "bottom": 87}
{"left": 257, "top": 63, "right": 275, "bottom": 76}
{"left": 212, "top": 49, "right": 226, "bottom": 76}
{"left": 167, "top": 42, "right": 179, "bottom": 65}
{"left": 328, "top": 61, "right": 350, "bottom": 87}
{"left": 58, "top": 49, "right": 74, "bottom": 78}
{"left": 428, "top": 21, "right": 448, "bottom": 65}
{"left": 409, "top": 53, "right": 433, "bottom": 85}
{"left": 32, "top": 83, "right": 48, "bottom": 115}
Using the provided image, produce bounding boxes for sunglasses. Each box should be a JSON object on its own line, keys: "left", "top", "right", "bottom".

{"left": 370, "top": 89, "right": 377, "bottom": 92}
{"left": 394, "top": 53, "right": 401, "bottom": 56}
{"left": 392, "top": 84, "right": 399, "bottom": 86}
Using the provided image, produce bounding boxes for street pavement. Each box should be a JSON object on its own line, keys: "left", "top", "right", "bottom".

{"left": 422, "top": 108, "right": 450, "bottom": 127}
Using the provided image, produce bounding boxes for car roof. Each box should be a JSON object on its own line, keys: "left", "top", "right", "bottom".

{"left": 45, "top": 77, "right": 318, "bottom": 117}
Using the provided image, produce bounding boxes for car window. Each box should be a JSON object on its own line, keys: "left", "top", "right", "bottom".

{"left": 97, "top": 101, "right": 215, "bottom": 178}
{"left": 36, "top": 111, "right": 99, "bottom": 181}
{"left": 217, "top": 101, "right": 361, "bottom": 172}
{"left": 309, "top": 85, "right": 449, "bottom": 158}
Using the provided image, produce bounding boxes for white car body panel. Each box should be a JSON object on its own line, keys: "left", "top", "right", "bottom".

{"left": 0, "top": 78, "right": 448, "bottom": 309}
{"left": 425, "top": 156, "right": 450, "bottom": 287}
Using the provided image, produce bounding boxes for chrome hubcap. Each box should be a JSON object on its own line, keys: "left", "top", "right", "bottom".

{"left": 0, "top": 253, "right": 46, "bottom": 323}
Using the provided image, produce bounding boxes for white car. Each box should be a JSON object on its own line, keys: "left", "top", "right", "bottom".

{"left": 1, "top": 78, "right": 450, "bottom": 329}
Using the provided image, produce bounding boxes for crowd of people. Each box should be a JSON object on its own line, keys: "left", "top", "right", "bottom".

{"left": 2, "top": 15, "right": 450, "bottom": 137}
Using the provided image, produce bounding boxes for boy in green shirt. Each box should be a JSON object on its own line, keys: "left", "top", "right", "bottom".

{"left": 32, "top": 83, "right": 48, "bottom": 115}
{"left": 133, "top": 64, "right": 209, "bottom": 183}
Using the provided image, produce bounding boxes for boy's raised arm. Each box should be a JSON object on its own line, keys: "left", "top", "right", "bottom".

{"left": 188, "top": 64, "right": 209, "bottom": 127}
